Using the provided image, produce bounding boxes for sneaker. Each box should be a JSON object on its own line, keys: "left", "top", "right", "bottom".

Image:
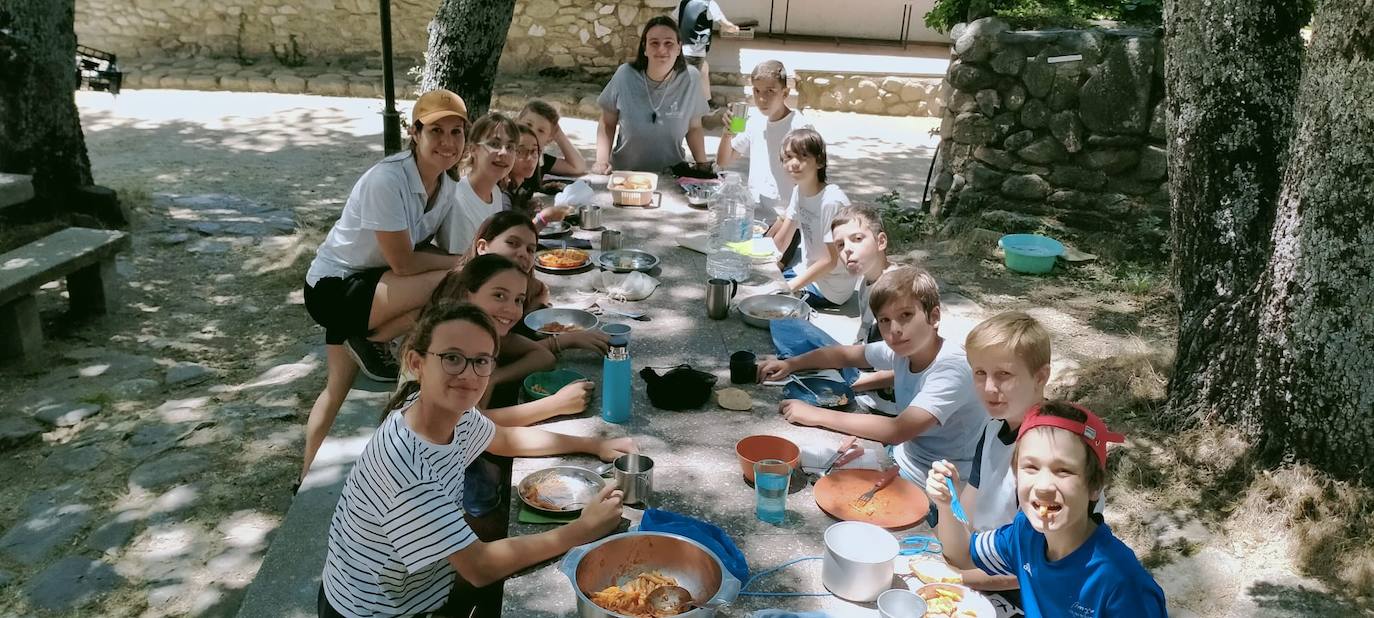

{"left": 345, "top": 336, "right": 399, "bottom": 382}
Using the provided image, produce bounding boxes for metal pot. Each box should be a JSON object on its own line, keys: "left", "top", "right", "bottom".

{"left": 736, "top": 293, "right": 811, "bottom": 329}
{"left": 821, "top": 521, "right": 899, "bottom": 602}
{"left": 559, "top": 531, "right": 741, "bottom": 618}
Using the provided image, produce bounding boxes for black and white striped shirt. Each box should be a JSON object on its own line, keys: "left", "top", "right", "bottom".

{"left": 321, "top": 398, "right": 496, "bottom": 617}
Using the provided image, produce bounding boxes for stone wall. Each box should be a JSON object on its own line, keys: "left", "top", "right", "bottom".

{"left": 796, "top": 73, "right": 944, "bottom": 117}
{"left": 74, "top": 0, "right": 679, "bottom": 74}
{"left": 929, "top": 18, "right": 1168, "bottom": 237}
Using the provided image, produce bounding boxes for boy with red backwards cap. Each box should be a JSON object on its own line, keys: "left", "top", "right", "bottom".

{"left": 926, "top": 401, "right": 1167, "bottom": 617}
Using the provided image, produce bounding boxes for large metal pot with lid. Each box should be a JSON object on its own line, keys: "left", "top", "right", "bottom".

{"left": 559, "top": 531, "right": 741, "bottom": 617}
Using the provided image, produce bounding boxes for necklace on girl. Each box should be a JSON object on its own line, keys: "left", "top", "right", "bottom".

{"left": 643, "top": 72, "right": 669, "bottom": 123}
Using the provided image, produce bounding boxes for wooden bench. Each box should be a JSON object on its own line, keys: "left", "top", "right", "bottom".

{"left": 0, "top": 227, "right": 130, "bottom": 362}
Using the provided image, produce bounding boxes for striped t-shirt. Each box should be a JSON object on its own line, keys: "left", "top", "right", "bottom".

{"left": 321, "top": 398, "right": 497, "bottom": 617}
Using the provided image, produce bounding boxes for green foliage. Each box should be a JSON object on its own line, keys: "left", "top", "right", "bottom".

{"left": 924, "top": 0, "right": 1162, "bottom": 32}
{"left": 876, "top": 193, "right": 934, "bottom": 250}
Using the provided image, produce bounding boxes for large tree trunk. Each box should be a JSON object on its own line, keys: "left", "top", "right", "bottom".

{"left": 1161, "top": 0, "right": 1306, "bottom": 429}
{"left": 0, "top": 0, "right": 93, "bottom": 205}
{"left": 1250, "top": 0, "right": 1374, "bottom": 483}
{"left": 419, "top": 0, "right": 517, "bottom": 120}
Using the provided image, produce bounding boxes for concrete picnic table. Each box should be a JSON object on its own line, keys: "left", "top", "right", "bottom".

{"left": 500, "top": 178, "right": 935, "bottom": 617}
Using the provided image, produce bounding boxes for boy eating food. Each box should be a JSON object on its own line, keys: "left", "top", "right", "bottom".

{"left": 926, "top": 401, "right": 1167, "bottom": 617}
{"left": 758, "top": 266, "right": 985, "bottom": 483}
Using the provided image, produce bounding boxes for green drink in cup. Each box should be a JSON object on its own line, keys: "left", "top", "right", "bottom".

{"left": 728, "top": 102, "right": 748, "bottom": 134}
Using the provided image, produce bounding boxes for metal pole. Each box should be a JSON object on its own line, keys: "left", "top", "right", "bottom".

{"left": 379, "top": 0, "right": 402, "bottom": 154}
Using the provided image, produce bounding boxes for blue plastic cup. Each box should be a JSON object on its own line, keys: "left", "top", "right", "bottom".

{"left": 754, "top": 459, "right": 790, "bottom": 524}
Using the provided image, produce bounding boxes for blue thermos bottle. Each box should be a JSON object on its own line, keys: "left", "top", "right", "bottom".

{"left": 601, "top": 323, "right": 632, "bottom": 424}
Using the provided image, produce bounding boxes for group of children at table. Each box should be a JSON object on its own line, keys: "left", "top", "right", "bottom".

{"left": 300, "top": 52, "right": 1167, "bottom": 616}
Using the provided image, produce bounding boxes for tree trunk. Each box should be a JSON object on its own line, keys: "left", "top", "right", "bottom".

{"left": 419, "top": 0, "right": 518, "bottom": 120}
{"left": 1161, "top": 0, "right": 1306, "bottom": 429}
{"left": 0, "top": 0, "right": 93, "bottom": 204}
{"left": 1250, "top": 0, "right": 1374, "bottom": 483}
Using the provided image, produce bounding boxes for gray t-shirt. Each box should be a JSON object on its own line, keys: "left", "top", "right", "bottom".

{"left": 598, "top": 63, "right": 709, "bottom": 173}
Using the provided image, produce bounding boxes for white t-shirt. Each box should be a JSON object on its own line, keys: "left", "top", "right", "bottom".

{"left": 784, "top": 184, "right": 858, "bottom": 303}
{"left": 730, "top": 109, "right": 811, "bottom": 224}
{"left": 306, "top": 151, "right": 456, "bottom": 286}
{"left": 968, "top": 420, "right": 1019, "bottom": 531}
{"left": 681, "top": 1, "right": 725, "bottom": 57}
{"left": 434, "top": 178, "right": 503, "bottom": 255}
{"left": 855, "top": 263, "right": 900, "bottom": 344}
{"left": 321, "top": 400, "right": 496, "bottom": 618}
{"left": 863, "top": 339, "right": 986, "bottom": 483}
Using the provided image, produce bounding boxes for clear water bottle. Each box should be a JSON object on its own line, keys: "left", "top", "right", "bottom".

{"left": 707, "top": 172, "right": 753, "bottom": 282}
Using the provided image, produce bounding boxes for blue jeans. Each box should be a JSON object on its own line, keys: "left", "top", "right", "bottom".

{"left": 463, "top": 455, "right": 503, "bottom": 517}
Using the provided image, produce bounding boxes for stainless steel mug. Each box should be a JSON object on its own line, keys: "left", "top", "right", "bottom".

{"left": 706, "top": 278, "right": 737, "bottom": 320}
{"left": 601, "top": 229, "right": 623, "bottom": 251}
{"left": 613, "top": 454, "right": 654, "bottom": 505}
{"left": 580, "top": 204, "right": 603, "bottom": 230}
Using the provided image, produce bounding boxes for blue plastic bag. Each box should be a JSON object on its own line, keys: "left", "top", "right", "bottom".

{"left": 768, "top": 319, "right": 861, "bottom": 385}
{"left": 639, "top": 509, "right": 750, "bottom": 582}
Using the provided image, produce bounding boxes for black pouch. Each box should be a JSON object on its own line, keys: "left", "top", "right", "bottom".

{"left": 639, "top": 364, "right": 718, "bottom": 410}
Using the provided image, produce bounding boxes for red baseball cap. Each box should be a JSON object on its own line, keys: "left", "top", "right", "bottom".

{"left": 1017, "top": 402, "right": 1124, "bottom": 472}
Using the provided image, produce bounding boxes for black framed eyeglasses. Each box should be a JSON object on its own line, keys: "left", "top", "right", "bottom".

{"left": 425, "top": 351, "right": 496, "bottom": 377}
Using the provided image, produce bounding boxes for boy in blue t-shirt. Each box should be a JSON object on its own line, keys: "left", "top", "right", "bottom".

{"left": 926, "top": 401, "right": 1167, "bottom": 617}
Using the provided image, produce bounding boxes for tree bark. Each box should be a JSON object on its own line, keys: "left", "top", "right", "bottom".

{"left": 1161, "top": 0, "right": 1306, "bottom": 429}
{"left": 419, "top": 0, "right": 518, "bottom": 120}
{"left": 1251, "top": 0, "right": 1374, "bottom": 483}
{"left": 0, "top": 0, "right": 93, "bottom": 204}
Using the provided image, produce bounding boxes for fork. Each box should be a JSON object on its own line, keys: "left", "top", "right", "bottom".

{"left": 854, "top": 466, "right": 901, "bottom": 507}
{"left": 946, "top": 476, "right": 970, "bottom": 525}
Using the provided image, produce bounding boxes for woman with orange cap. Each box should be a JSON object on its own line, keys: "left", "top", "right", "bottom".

{"left": 299, "top": 89, "right": 471, "bottom": 483}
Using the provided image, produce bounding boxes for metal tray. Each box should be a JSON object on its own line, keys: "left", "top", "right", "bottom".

{"left": 596, "top": 249, "right": 660, "bottom": 273}
{"left": 737, "top": 294, "right": 811, "bottom": 328}
{"left": 538, "top": 220, "right": 573, "bottom": 237}
{"left": 518, "top": 466, "right": 606, "bottom": 514}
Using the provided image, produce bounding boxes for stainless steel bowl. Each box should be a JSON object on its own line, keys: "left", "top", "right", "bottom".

{"left": 597, "top": 249, "right": 660, "bottom": 273}
{"left": 559, "top": 532, "right": 742, "bottom": 618}
{"left": 736, "top": 294, "right": 811, "bottom": 329}
{"left": 524, "top": 307, "right": 600, "bottom": 335}
{"left": 517, "top": 466, "right": 605, "bottom": 514}
{"left": 539, "top": 220, "right": 573, "bottom": 237}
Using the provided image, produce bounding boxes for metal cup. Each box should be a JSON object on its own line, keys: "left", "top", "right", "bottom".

{"left": 613, "top": 454, "right": 654, "bottom": 505}
{"left": 706, "top": 278, "right": 737, "bottom": 320}
{"left": 601, "top": 229, "right": 622, "bottom": 251}
{"left": 579, "top": 204, "right": 603, "bottom": 230}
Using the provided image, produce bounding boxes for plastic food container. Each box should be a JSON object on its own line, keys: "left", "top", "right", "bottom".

{"left": 608, "top": 171, "right": 659, "bottom": 206}
{"left": 998, "top": 233, "right": 1064, "bottom": 274}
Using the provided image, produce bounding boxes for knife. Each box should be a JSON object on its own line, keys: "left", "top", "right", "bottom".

{"left": 820, "top": 436, "right": 859, "bottom": 475}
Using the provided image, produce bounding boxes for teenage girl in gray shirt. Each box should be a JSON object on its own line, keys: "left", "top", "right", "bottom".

{"left": 593, "top": 15, "right": 712, "bottom": 175}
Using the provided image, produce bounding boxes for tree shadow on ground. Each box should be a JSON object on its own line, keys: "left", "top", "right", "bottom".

{"left": 1247, "top": 581, "right": 1371, "bottom": 616}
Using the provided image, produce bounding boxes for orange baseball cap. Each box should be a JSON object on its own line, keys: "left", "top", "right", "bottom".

{"left": 412, "top": 89, "right": 469, "bottom": 125}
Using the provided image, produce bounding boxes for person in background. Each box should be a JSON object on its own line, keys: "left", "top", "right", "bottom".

{"left": 318, "top": 301, "right": 633, "bottom": 618}
{"left": 299, "top": 88, "right": 468, "bottom": 482}
{"left": 592, "top": 15, "right": 712, "bottom": 175}
{"left": 926, "top": 401, "right": 1167, "bottom": 617}
{"left": 678, "top": 0, "right": 739, "bottom": 102}
{"left": 519, "top": 100, "right": 589, "bottom": 179}
{"left": 500, "top": 123, "right": 545, "bottom": 214}
{"left": 716, "top": 59, "right": 811, "bottom": 228}
{"left": 769, "top": 127, "right": 857, "bottom": 309}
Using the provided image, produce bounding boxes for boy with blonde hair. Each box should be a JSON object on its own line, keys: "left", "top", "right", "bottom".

{"left": 758, "top": 266, "right": 985, "bottom": 483}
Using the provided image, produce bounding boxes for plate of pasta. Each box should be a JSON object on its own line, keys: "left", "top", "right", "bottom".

{"left": 536, "top": 248, "right": 591, "bottom": 271}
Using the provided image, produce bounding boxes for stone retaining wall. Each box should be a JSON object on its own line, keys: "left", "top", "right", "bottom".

{"left": 795, "top": 73, "right": 945, "bottom": 117}
{"left": 929, "top": 18, "right": 1168, "bottom": 237}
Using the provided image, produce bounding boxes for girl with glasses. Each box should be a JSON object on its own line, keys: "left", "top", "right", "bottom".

{"left": 434, "top": 112, "right": 520, "bottom": 255}
{"left": 319, "top": 301, "right": 633, "bottom": 618}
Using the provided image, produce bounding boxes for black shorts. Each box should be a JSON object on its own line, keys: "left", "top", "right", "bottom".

{"left": 684, "top": 55, "right": 706, "bottom": 68}
{"left": 303, "top": 268, "right": 387, "bottom": 345}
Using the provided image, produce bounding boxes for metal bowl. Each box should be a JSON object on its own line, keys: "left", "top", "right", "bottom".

{"left": 539, "top": 220, "right": 573, "bottom": 237}
{"left": 559, "top": 532, "right": 742, "bottom": 618}
{"left": 517, "top": 466, "right": 605, "bottom": 514}
{"left": 524, "top": 307, "right": 599, "bottom": 335}
{"left": 736, "top": 294, "right": 811, "bottom": 329}
{"left": 597, "top": 249, "right": 660, "bottom": 273}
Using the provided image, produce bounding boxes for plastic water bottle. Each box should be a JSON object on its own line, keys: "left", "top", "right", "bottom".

{"left": 601, "top": 324, "right": 632, "bottom": 424}
{"left": 707, "top": 173, "right": 754, "bottom": 282}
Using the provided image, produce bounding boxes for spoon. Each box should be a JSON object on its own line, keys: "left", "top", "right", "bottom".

{"left": 646, "top": 585, "right": 727, "bottom": 614}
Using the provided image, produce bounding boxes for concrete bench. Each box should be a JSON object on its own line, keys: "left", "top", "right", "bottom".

{"left": 0, "top": 227, "right": 130, "bottom": 362}
{"left": 0, "top": 173, "right": 35, "bottom": 212}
